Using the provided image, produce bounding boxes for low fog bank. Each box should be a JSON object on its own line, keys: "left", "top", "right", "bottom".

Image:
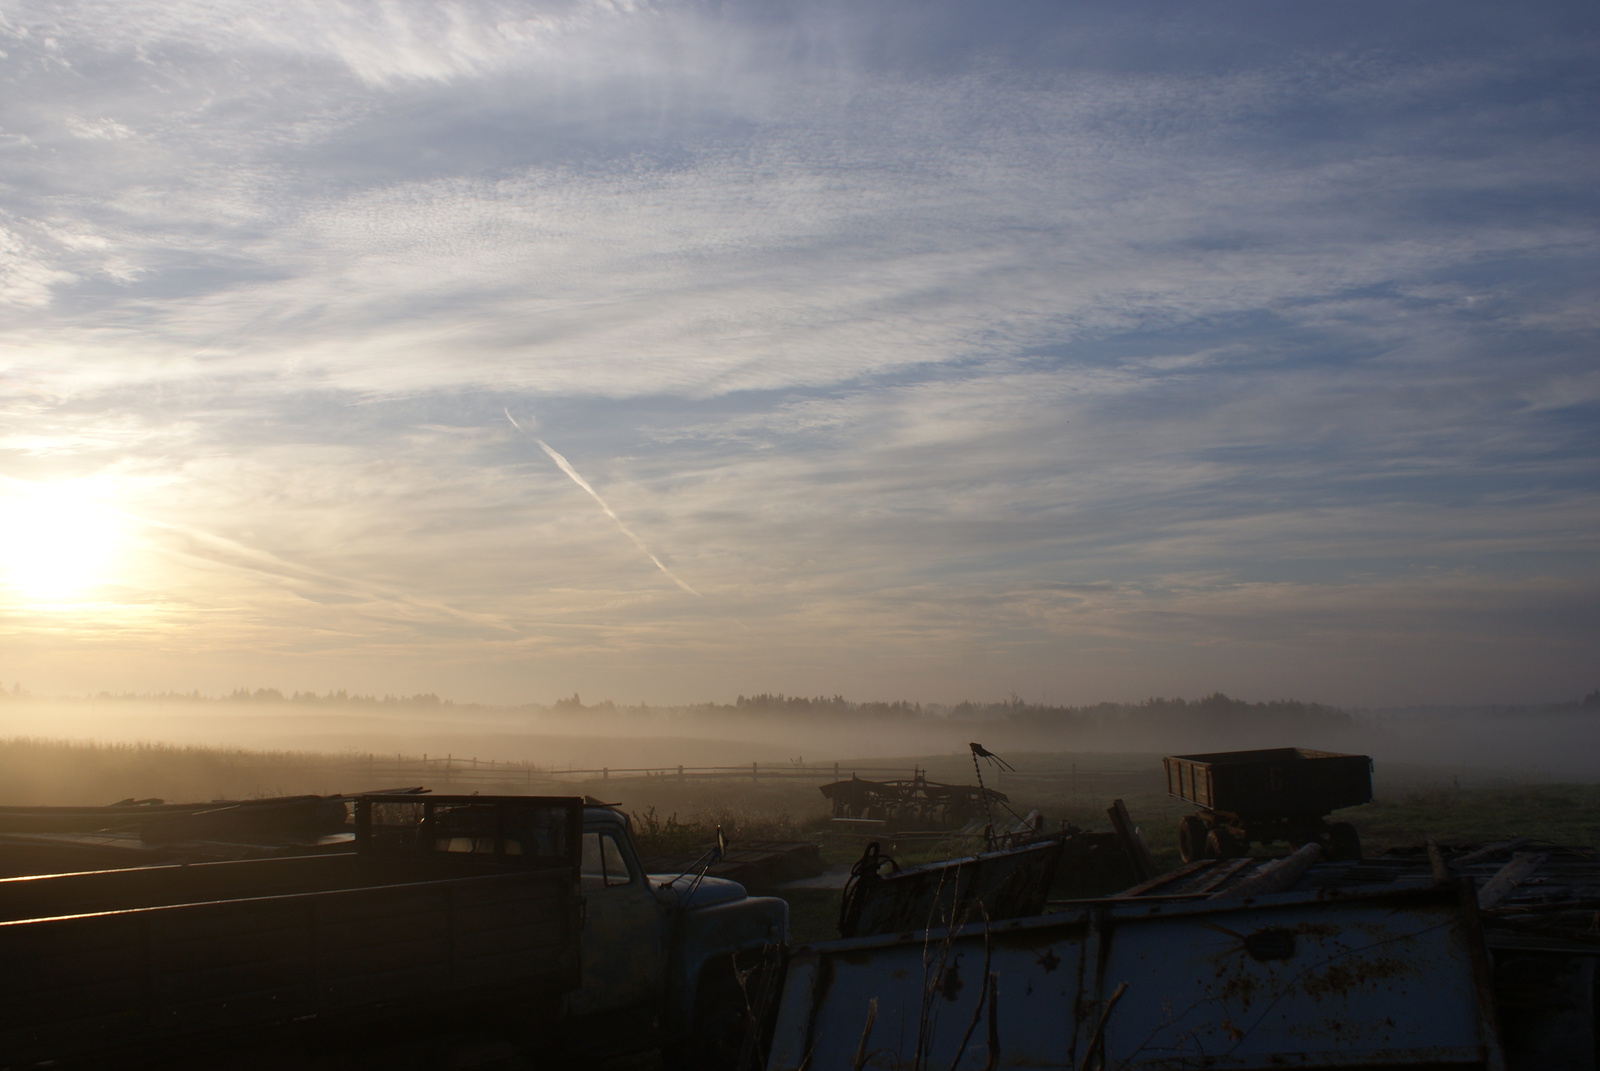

{"left": 3, "top": 690, "right": 1599, "bottom": 781}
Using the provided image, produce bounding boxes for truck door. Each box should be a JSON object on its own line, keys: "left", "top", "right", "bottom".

{"left": 569, "top": 826, "right": 667, "bottom": 1017}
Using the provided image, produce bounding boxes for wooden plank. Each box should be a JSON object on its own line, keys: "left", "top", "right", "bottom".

{"left": 318, "top": 936, "right": 452, "bottom": 978}
{"left": 1105, "top": 799, "right": 1157, "bottom": 882}
{"left": 0, "top": 1005, "right": 147, "bottom": 1051}
{"left": 0, "top": 861, "right": 577, "bottom": 1060}
{"left": 1189, "top": 856, "right": 1261, "bottom": 895}
{"left": 1427, "top": 838, "right": 1451, "bottom": 884}
{"left": 1110, "top": 859, "right": 1213, "bottom": 897}
{"left": 1211, "top": 843, "right": 1323, "bottom": 900}
{"left": 1477, "top": 852, "right": 1549, "bottom": 910}
{"left": 161, "top": 985, "right": 316, "bottom": 1031}
{"left": 1452, "top": 837, "right": 1532, "bottom": 868}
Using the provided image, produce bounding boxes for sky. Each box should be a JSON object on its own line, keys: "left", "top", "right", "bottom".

{"left": 0, "top": 1, "right": 1596, "bottom": 709}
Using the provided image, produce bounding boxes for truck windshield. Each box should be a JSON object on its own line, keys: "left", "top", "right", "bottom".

{"left": 358, "top": 797, "right": 575, "bottom": 866}
{"left": 581, "top": 832, "right": 633, "bottom": 889}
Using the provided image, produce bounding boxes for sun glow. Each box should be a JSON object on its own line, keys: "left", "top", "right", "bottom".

{"left": 0, "top": 481, "right": 126, "bottom": 601}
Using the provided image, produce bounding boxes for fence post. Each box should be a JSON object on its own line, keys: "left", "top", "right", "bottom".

{"left": 834, "top": 761, "right": 840, "bottom": 781}
{"left": 752, "top": 761, "right": 758, "bottom": 783}
{"left": 603, "top": 767, "right": 609, "bottom": 781}
{"left": 678, "top": 765, "right": 684, "bottom": 782}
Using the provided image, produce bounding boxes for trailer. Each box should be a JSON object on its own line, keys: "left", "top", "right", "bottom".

{"left": 1163, "top": 747, "right": 1372, "bottom": 861}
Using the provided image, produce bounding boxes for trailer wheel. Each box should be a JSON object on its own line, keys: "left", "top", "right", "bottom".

{"left": 1178, "top": 815, "right": 1210, "bottom": 862}
{"left": 1206, "top": 826, "right": 1245, "bottom": 860}
{"left": 1326, "top": 822, "right": 1361, "bottom": 861}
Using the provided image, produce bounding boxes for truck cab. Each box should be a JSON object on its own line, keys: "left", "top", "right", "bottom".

{"left": 570, "top": 805, "right": 788, "bottom": 1068}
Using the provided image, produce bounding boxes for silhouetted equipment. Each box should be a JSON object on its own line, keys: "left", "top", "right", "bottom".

{"left": 836, "top": 836, "right": 1063, "bottom": 938}
{"left": 1163, "top": 747, "right": 1373, "bottom": 862}
{"left": 967, "top": 741, "right": 1015, "bottom": 772}
{"left": 819, "top": 768, "right": 1007, "bottom": 828}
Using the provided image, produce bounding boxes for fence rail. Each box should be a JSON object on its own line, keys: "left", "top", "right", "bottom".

{"left": 341, "top": 758, "right": 920, "bottom": 788}
{"left": 338, "top": 756, "right": 1121, "bottom": 789}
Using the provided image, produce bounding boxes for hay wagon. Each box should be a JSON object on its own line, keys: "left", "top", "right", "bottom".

{"left": 1163, "top": 747, "right": 1372, "bottom": 861}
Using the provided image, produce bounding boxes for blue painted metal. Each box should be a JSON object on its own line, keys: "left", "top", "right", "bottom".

{"left": 571, "top": 807, "right": 787, "bottom": 1032}
{"left": 766, "top": 883, "right": 1503, "bottom": 1070}
{"left": 661, "top": 874, "right": 751, "bottom": 909}
{"left": 664, "top": 875, "right": 788, "bottom": 1027}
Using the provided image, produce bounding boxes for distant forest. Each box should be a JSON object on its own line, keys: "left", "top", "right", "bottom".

{"left": 7, "top": 686, "right": 1596, "bottom": 720}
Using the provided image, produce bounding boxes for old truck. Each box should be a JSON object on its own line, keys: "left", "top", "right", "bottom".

{"left": 0, "top": 794, "right": 786, "bottom": 1069}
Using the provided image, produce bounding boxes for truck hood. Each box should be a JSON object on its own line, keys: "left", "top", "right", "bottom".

{"left": 651, "top": 873, "right": 748, "bottom": 909}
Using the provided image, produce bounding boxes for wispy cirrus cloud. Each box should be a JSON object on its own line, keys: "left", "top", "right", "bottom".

{"left": 0, "top": 1, "right": 1594, "bottom": 706}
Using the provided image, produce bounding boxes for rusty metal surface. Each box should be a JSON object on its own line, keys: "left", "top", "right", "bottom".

{"left": 840, "top": 838, "right": 1062, "bottom": 939}
{"left": 766, "top": 883, "right": 1504, "bottom": 1070}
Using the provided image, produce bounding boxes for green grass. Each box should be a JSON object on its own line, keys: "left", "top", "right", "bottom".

{"left": 1355, "top": 783, "right": 1600, "bottom": 850}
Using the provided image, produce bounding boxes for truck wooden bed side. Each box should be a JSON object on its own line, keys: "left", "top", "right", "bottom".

{"left": 0, "top": 795, "right": 584, "bottom": 1068}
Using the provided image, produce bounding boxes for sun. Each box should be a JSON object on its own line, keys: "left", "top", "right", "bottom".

{"left": 0, "top": 481, "right": 126, "bottom": 601}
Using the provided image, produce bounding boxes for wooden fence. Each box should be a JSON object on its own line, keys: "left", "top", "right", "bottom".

{"left": 342, "top": 757, "right": 922, "bottom": 789}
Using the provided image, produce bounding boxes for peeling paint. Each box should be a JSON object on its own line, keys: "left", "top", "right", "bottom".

{"left": 765, "top": 885, "right": 1503, "bottom": 1070}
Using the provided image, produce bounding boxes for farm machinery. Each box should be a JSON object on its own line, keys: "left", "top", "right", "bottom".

{"left": 1163, "top": 747, "right": 1372, "bottom": 861}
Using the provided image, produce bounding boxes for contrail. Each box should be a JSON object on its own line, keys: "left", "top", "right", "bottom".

{"left": 506, "top": 410, "right": 701, "bottom": 597}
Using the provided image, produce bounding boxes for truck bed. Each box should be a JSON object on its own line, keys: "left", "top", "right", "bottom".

{"left": 0, "top": 797, "right": 584, "bottom": 1067}
{"left": 0, "top": 851, "right": 510, "bottom": 922}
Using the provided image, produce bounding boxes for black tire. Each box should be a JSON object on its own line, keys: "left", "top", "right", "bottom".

{"left": 1206, "top": 826, "right": 1245, "bottom": 860}
{"left": 1326, "top": 821, "right": 1362, "bottom": 861}
{"left": 1178, "top": 815, "right": 1210, "bottom": 862}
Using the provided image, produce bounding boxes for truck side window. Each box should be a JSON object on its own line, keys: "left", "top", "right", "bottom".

{"left": 580, "top": 832, "right": 635, "bottom": 889}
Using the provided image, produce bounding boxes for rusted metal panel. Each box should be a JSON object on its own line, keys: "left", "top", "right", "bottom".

{"left": 766, "top": 884, "right": 1504, "bottom": 1070}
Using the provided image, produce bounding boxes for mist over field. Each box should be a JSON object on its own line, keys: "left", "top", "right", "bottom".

{"left": 5, "top": 689, "right": 1599, "bottom": 792}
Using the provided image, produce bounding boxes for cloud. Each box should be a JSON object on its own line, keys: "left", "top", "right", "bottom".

{"left": 0, "top": 1, "right": 1594, "bottom": 703}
